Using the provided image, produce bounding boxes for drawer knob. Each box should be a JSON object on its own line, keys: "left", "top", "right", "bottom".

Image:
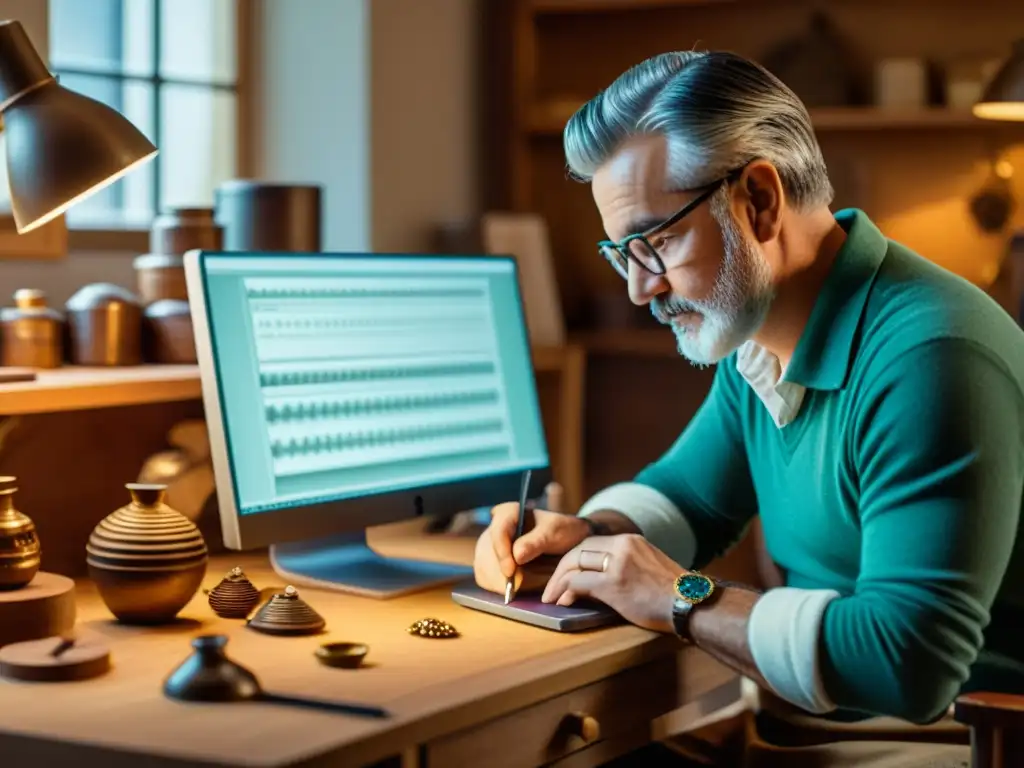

{"left": 565, "top": 712, "right": 601, "bottom": 743}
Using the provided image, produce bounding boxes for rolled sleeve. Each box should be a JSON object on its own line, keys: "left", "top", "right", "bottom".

{"left": 579, "top": 482, "right": 698, "bottom": 568}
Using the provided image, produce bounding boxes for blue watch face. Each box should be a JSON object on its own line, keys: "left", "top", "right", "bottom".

{"left": 675, "top": 573, "right": 713, "bottom": 603}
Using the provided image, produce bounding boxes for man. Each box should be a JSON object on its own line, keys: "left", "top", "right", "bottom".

{"left": 473, "top": 50, "right": 1024, "bottom": 767}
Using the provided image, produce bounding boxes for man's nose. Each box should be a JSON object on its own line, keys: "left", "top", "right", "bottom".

{"left": 627, "top": 261, "right": 669, "bottom": 306}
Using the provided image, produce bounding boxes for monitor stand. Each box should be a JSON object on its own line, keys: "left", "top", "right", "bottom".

{"left": 269, "top": 531, "right": 474, "bottom": 599}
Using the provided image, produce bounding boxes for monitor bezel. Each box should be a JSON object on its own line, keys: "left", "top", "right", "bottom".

{"left": 183, "top": 248, "right": 552, "bottom": 551}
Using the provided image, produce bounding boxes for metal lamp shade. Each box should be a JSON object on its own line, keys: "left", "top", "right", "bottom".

{"left": 974, "top": 40, "right": 1024, "bottom": 122}
{"left": 0, "top": 20, "right": 157, "bottom": 233}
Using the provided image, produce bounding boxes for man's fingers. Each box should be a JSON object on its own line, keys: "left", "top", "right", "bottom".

{"left": 513, "top": 514, "right": 588, "bottom": 564}
{"left": 516, "top": 555, "right": 562, "bottom": 593}
{"left": 541, "top": 547, "right": 579, "bottom": 603}
{"left": 553, "top": 570, "right": 604, "bottom": 606}
{"left": 541, "top": 536, "right": 615, "bottom": 602}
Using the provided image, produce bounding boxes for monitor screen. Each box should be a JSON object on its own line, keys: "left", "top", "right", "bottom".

{"left": 188, "top": 251, "right": 550, "bottom": 549}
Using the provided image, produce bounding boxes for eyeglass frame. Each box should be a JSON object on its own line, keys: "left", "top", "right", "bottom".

{"left": 597, "top": 167, "right": 745, "bottom": 279}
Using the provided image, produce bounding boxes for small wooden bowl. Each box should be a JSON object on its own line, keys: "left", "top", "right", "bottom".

{"left": 315, "top": 642, "right": 368, "bottom": 669}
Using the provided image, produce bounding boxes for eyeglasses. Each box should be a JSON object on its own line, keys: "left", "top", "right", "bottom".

{"left": 597, "top": 170, "right": 739, "bottom": 280}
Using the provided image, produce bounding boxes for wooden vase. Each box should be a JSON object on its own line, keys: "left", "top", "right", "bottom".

{"left": 86, "top": 483, "right": 208, "bottom": 624}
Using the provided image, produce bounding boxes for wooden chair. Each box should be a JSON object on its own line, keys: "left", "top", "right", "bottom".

{"left": 953, "top": 692, "right": 1024, "bottom": 768}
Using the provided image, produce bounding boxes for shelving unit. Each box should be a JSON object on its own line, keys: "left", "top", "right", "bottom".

{"left": 488, "top": 0, "right": 1024, "bottom": 343}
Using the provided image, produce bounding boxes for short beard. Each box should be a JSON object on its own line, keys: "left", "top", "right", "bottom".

{"left": 651, "top": 194, "right": 775, "bottom": 366}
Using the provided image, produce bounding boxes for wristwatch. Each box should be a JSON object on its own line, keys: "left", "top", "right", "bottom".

{"left": 671, "top": 571, "right": 717, "bottom": 641}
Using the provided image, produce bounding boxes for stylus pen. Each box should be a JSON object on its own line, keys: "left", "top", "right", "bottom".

{"left": 504, "top": 468, "right": 532, "bottom": 605}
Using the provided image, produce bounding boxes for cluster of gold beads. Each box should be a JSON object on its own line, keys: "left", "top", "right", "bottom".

{"left": 407, "top": 617, "right": 459, "bottom": 638}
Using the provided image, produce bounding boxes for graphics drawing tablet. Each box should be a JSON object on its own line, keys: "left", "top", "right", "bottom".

{"left": 451, "top": 582, "right": 623, "bottom": 632}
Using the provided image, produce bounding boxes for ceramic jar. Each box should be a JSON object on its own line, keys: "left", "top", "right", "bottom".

{"left": 87, "top": 483, "right": 208, "bottom": 624}
{"left": 0, "top": 289, "right": 63, "bottom": 369}
{"left": 65, "top": 283, "right": 143, "bottom": 366}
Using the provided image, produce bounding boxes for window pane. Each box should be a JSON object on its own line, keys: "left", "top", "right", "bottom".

{"left": 160, "top": 0, "right": 236, "bottom": 83}
{"left": 120, "top": 0, "right": 156, "bottom": 77}
{"left": 159, "top": 85, "right": 236, "bottom": 208}
{"left": 57, "top": 74, "right": 156, "bottom": 228}
{"left": 49, "top": 0, "right": 154, "bottom": 76}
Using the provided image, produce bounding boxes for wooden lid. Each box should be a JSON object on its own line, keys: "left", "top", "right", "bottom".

{"left": 0, "top": 634, "right": 111, "bottom": 682}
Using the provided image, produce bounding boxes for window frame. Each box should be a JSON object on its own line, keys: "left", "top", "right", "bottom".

{"left": 0, "top": 0, "right": 255, "bottom": 258}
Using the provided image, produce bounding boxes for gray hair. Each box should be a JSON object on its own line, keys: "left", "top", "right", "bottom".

{"left": 564, "top": 51, "right": 833, "bottom": 210}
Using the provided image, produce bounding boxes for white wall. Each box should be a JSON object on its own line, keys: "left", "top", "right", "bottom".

{"left": 253, "top": 0, "right": 481, "bottom": 253}
{"left": 252, "top": 0, "right": 371, "bottom": 251}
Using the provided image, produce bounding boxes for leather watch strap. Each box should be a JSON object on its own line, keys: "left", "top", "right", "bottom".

{"left": 579, "top": 516, "right": 614, "bottom": 537}
{"left": 671, "top": 596, "right": 697, "bottom": 641}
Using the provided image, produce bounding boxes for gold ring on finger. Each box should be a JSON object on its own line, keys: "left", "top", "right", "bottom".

{"left": 579, "top": 549, "right": 611, "bottom": 573}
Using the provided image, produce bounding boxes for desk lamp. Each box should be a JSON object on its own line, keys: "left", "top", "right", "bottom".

{"left": 0, "top": 20, "right": 157, "bottom": 233}
{"left": 973, "top": 39, "right": 1024, "bottom": 121}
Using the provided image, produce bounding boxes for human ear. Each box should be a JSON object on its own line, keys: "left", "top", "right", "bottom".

{"left": 734, "top": 161, "right": 783, "bottom": 243}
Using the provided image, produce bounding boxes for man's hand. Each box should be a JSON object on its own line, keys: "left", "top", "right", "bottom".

{"left": 541, "top": 533, "right": 682, "bottom": 633}
{"left": 473, "top": 482, "right": 592, "bottom": 595}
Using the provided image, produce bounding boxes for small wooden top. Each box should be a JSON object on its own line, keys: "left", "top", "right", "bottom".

{"left": 0, "top": 522, "right": 717, "bottom": 767}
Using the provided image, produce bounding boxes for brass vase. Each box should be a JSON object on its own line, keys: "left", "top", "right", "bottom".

{"left": 0, "top": 476, "right": 41, "bottom": 590}
{"left": 87, "top": 483, "right": 208, "bottom": 624}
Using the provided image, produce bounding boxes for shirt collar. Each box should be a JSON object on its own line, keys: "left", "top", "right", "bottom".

{"left": 783, "top": 209, "right": 888, "bottom": 391}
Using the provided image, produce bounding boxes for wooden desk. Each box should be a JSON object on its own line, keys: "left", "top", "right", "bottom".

{"left": 0, "top": 522, "right": 734, "bottom": 768}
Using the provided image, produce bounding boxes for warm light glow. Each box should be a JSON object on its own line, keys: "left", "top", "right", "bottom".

{"left": 16, "top": 149, "right": 158, "bottom": 233}
{"left": 972, "top": 102, "right": 1024, "bottom": 121}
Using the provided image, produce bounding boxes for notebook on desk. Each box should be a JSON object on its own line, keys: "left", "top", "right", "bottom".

{"left": 451, "top": 581, "right": 622, "bottom": 632}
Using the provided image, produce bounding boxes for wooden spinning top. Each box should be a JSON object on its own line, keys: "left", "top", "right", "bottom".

{"left": 407, "top": 618, "right": 459, "bottom": 639}
{"left": 247, "top": 585, "right": 325, "bottom": 635}
{"left": 207, "top": 567, "right": 260, "bottom": 619}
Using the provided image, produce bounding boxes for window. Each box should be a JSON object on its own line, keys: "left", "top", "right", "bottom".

{"left": 42, "top": 0, "right": 240, "bottom": 230}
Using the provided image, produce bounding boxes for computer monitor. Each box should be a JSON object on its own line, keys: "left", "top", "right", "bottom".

{"left": 184, "top": 250, "right": 551, "bottom": 598}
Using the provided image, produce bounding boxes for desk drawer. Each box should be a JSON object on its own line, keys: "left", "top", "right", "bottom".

{"left": 425, "top": 656, "right": 678, "bottom": 768}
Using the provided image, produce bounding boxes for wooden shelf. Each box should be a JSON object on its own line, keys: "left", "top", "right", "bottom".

{"left": 0, "top": 347, "right": 581, "bottom": 416}
{"left": 528, "top": 101, "right": 1005, "bottom": 135}
{"left": 0, "top": 365, "right": 202, "bottom": 416}
{"left": 531, "top": 0, "right": 733, "bottom": 12}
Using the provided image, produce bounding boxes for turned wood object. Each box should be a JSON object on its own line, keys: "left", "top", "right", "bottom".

{"left": 0, "top": 634, "right": 111, "bottom": 682}
{"left": 0, "top": 571, "right": 76, "bottom": 647}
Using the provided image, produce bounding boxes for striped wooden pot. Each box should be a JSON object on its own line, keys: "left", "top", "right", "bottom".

{"left": 87, "top": 483, "right": 208, "bottom": 624}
